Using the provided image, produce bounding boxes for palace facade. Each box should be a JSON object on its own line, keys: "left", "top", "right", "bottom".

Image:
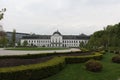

{"left": 21, "top": 31, "right": 90, "bottom": 47}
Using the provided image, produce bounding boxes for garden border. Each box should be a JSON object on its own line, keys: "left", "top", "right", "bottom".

{"left": 0, "top": 52, "right": 103, "bottom": 80}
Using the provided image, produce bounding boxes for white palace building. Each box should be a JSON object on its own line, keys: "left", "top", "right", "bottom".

{"left": 21, "top": 31, "right": 90, "bottom": 47}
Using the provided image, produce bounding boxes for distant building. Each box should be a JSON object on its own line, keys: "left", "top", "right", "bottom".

{"left": 21, "top": 31, "right": 90, "bottom": 47}
{"left": 6, "top": 32, "right": 30, "bottom": 44}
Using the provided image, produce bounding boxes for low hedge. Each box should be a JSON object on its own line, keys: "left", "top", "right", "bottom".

{"left": 0, "top": 52, "right": 103, "bottom": 80}
{"left": 65, "top": 52, "right": 103, "bottom": 64}
{"left": 0, "top": 57, "right": 65, "bottom": 80}
{"left": 80, "top": 48, "right": 90, "bottom": 53}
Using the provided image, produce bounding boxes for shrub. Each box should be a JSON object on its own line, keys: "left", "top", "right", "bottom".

{"left": 99, "top": 51, "right": 106, "bottom": 54}
{"left": 0, "top": 52, "right": 103, "bottom": 80}
{"left": 110, "top": 50, "right": 114, "bottom": 53}
{"left": 0, "top": 57, "right": 65, "bottom": 80}
{"left": 80, "top": 48, "right": 89, "bottom": 53}
{"left": 112, "top": 55, "right": 120, "bottom": 63}
{"left": 85, "top": 59, "right": 103, "bottom": 72}
{"left": 65, "top": 53, "right": 103, "bottom": 64}
{"left": 114, "top": 51, "right": 120, "bottom": 54}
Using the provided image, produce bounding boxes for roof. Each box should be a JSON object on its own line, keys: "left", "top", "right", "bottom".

{"left": 63, "top": 35, "right": 90, "bottom": 39}
{"left": 53, "top": 31, "right": 61, "bottom": 35}
{"left": 6, "top": 32, "right": 30, "bottom": 35}
{"left": 22, "top": 34, "right": 90, "bottom": 40}
{"left": 22, "top": 35, "right": 51, "bottom": 39}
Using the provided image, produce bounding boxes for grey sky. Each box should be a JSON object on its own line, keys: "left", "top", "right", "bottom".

{"left": 0, "top": 0, "right": 120, "bottom": 35}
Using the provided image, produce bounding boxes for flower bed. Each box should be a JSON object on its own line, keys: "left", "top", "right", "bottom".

{"left": 0, "top": 52, "right": 103, "bottom": 80}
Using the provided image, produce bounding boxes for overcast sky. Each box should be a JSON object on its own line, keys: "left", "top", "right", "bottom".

{"left": 0, "top": 0, "right": 120, "bottom": 35}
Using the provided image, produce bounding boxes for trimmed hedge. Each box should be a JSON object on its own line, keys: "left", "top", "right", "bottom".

{"left": 0, "top": 57, "right": 65, "bottom": 80}
{"left": 65, "top": 52, "right": 103, "bottom": 64}
{"left": 0, "top": 52, "right": 103, "bottom": 80}
{"left": 80, "top": 48, "right": 90, "bottom": 53}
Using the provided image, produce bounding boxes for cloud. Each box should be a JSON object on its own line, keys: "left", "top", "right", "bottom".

{"left": 1, "top": 0, "right": 120, "bottom": 35}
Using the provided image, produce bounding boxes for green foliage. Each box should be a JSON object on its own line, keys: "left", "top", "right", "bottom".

{"left": 112, "top": 55, "right": 120, "bottom": 63}
{"left": 99, "top": 50, "right": 106, "bottom": 54}
{"left": 45, "top": 53, "right": 120, "bottom": 80}
{"left": 87, "top": 23, "right": 120, "bottom": 50}
{"left": 0, "top": 52, "right": 103, "bottom": 80}
{"left": 12, "top": 29, "right": 16, "bottom": 47}
{"left": 65, "top": 52, "right": 103, "bottom": 64}
{"left": 5, "top": 47, "right": 68, "bottom": 51}
{"left": 22, "top": 40, "right": 28, "bottom": 47}
{"left": 17, "top": 41, "right": 21, "bottom": 46}
{"left": 0, "top": 8, "right": 6, "bottom": 20}
{"left": 0, "top": 36, "right": 8, "bottom": 47}
{"left": 85, "top": 59, "right": 103, "bottom": 72}
{"left": 0, "top": 13, "right": 4, "bottom": 20}
{"left": 79, "top": 41, "right": 85, "bottom": 48}
{"left": 0, "top": 57, "right": 65, "bottom": 80}
{"left": 80, "top": 48, "right": 89, "bottom": 52}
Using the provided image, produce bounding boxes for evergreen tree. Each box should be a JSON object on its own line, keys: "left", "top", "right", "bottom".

{"left": 12, "top": 29, "right": 16, "bottom": 47}
{"left": 23, "top": 40, "right": 28, "bottom": 47}
{"left": 87, "top": 22, "right": 120, "bottom": 50}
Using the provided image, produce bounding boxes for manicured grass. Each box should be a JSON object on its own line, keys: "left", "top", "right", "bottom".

{"left": 5, "top": 47, "right": 68, "bottom": 51}
{"left": 44, "top": 53, "right": 120, "bottom": 80}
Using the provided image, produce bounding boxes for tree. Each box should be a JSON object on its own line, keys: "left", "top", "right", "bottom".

{"left": 0, "top": 36, "right": 8, "bottom": 47}
{"left": 0, "top": 8, "right": 6, "bottom": 20}
{"left": 0, "top": 8, "right": 7, "bottom": 47}
{"left": 0, "top": 31, "right": 7, "bottom": 47}
{"left": 87, "top": 22, "right": 120, "bottom": 50}
{"left": 12, "top": 29, "right": 16, "bottom": 47}
{"left": 79, "top": 41, "right": 85, "bottom": 48}
{"left": 17, "top": 41, "right": 21, "bottom": 46}
{"left": 23, "top": 40, "right": 28, "bottom": 47}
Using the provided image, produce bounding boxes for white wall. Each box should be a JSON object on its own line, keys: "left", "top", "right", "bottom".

{"left": 21, "top": 36, "right": 89, "bottom": 47}
{"left": 51, "top": 34, "right": 62, "bottom": 47}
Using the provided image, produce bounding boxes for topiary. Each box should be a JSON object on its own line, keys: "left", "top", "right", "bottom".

{"left": 112, "top": 55, "right": 120, "bottom": 63}
{"left": 85, "top": 59, "right": 103, "bottom": 72}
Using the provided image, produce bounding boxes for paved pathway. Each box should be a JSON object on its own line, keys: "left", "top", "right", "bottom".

{"left": 0, "top": 48, "right": 80, "bottom": 56}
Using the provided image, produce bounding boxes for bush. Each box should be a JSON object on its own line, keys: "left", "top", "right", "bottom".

{"left": 114, "top": 51, "right": 120, "bottom": 54}
{"left": 112, "top": 55, "right": 120, "bottom": 63}
{"left": 99, "top": 51, "right": 106, "bottom": 54}
{"left": 85, "top": 59, "right": 103, "bottom": 72}
{"left": 0, "top": 52, "right": 103, "bottom": 80}
{"left": 65, "top": 52, "right": 103, "bottom": 64}
{"left": 0, "top": 57, "right": 65, "bottom": 80}
{"left": 80, "top": 48, "right": 89, "bottom": 53}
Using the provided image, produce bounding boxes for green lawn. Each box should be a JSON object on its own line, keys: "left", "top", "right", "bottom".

{"left": 5, "top": 47, "right": 68, "bottom": 51}
{"left": 44, "top": 53, "right": 120, "bottom": 80}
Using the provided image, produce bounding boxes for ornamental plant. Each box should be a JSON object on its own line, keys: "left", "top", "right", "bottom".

{"left": 85, "top": 59, "right": 103, "bottom": 72}
{"left": 112, "top": 55, "right": 120, "bottom": 63}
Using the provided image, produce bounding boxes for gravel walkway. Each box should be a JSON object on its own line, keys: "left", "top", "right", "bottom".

{"left": 0, "top": 48, "right": 80, "bottom": 56}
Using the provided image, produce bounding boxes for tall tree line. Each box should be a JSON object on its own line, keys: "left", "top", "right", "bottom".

{"left": 87, "top": 23, "right": 120, "bottom": 49}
